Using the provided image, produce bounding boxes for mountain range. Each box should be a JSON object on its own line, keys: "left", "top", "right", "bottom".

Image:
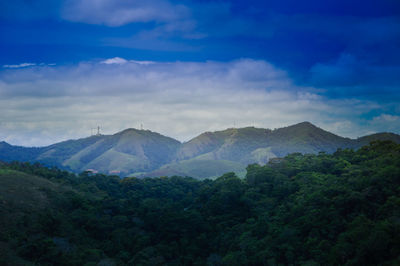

{"left": 1, "top": 122, "right": 399, "bottom": 179}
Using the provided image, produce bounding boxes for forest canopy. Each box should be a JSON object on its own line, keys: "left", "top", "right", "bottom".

{"left": 0, "top": 141, "right": 399, "bottom": 265}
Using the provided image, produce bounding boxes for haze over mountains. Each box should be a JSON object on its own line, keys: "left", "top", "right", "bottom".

{"left": 1, "top": 122, "right": 399, "bottom": 179}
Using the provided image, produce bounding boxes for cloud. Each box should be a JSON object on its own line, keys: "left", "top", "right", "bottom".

{"left": 3, "top": 63, "right": 36, "bottom": 68}
{"left": 130, "top": 60, "right": 155, "bottom": 65}
{"left": 0, "top": 58, "right": 398, "bottom": 146}
{"left": 100, "top": 57, "right": 128, "bottom": 65}
{"left": 100, "top": 57, "right": 155, "bottom": 65}
{"left": 61, "top": 0, "right": 189, "bottom": 27}
{"left": 369, "top": 114, "right": 400, "bottom": 133}
{"left": 3, "top": 63, "right": 57, "bottom": 69}
{"left": 376, "top": 114, "right": 400, "bottom": 122}
{"left": 61, "top": 0, "right": 273, "bottom": 43}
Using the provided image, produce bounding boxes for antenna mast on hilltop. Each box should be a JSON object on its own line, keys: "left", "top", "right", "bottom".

{"left": 91, "top": 126, "right": 102, "bottom": 136}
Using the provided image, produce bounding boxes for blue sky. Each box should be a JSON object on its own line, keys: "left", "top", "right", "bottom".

{"left": 0, "top": 0, "right": 400, "bottom": 146}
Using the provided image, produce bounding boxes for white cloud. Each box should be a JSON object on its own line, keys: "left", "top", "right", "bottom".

{"left": 130, "top": 60, "right": 155, "bottom": 65}
{"left": 62, "top": 0, "right": 189, "bottom": 27}
{"left": 369, "top": 114, "right": 400, "bottom": 133}
{"left": 3, "top": 63, "right": 36, "bottom": 68}
{"left": 100, "top": 57, "right": 128, "bottom": 65}
{"left": 375, "top": 114, "right": 400, "bottom": 122}
{"left": 0, "top": 58, "right": 398, "bottom": 146}
{"left": 101, "top": 57, "right": 155, "bottom": 65}
{"left": 3, "top": 63, "right": 57, "bottom": 69}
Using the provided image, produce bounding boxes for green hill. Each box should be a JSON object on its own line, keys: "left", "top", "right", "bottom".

{"left": 166, "top": 122, "right": 392, "bottom": 178}
{"left": 1, "top": 141, "right": 399, "bottom": 265}
{"left": 146, "top": 158, "right": 247, "bottom": 179}
{"left": 0, "top": 168, "right": 74, "bottom": 265}
{"left": 177, "top": 127, "right": 274, "bottom": 163}
{"left": 266, "top": 121, "right": 354, "bottom": 156}
{"left": 357, "top": 132, "right": 400, "bottom": 147}
{"left": 0, "top": 129, "right": 181, "bottom": 177}
{"left": 177, "top": 122, "right": 354, "bottom": 165}
{"left": 1, "top": 122, "right": 399, "bottom": 179}
{"left": 60, "top": 129, "right": 181, "bottom": 175}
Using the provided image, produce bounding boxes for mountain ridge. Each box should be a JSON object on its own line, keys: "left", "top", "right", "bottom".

{"left": 1, "top": 122, "right": 399, "bottom": 179}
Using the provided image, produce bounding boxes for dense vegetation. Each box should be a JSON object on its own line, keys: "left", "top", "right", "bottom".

{"left": 0, "top": 141, "right": 399, "bottom": 265}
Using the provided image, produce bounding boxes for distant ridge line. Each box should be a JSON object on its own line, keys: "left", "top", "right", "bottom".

{"left": 1, "top": 121, "right": 399, "bottom": 179}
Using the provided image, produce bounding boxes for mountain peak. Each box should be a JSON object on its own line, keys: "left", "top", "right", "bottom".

{"left": 117, "top": 128, "right": 145, "bottom": 134}
{"left": 275, "top": 121, "right": 330, "bottom": 135}
{"left": 299, "top": 121, "right": 314, "bottom": 126}
{"left": 115, "top": 128, "right": 181, "bottom": 144}
{"left": 0, "top": 141, "right": 10, "bottom": 146}
{"left": 287, "top": 121, "right": 316, "bottom": 129}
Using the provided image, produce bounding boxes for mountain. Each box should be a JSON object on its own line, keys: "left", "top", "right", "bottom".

{"left": 59, "top": 129, "right": 180, "bottom": 176}
{"left": 2, "top": 141, "right": 400, "bottom": 265}
{"left": 146, "top": 122, "right": 398, "bottom": 178}
{"left": 356, "top": 132, "right": 400, "bottom": 147}
{"left": 0, "top": 129, "right": 180, "bottom": 177}
{"left": 0, "top": 141, "right": 43, "bottom": 162}
{"left": 1, "top": 122, "right": 399, "bottom": 179}
{"left": 265, "top": 122, "right": 355, "bottom": 156}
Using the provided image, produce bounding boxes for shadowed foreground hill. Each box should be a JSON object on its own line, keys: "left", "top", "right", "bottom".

{"left": 0, "top": 167, "right": 76, "bottom": 265}
{"left": 1, "top": 122, "right": 400, "bottom": 179}
{"left": 0, "top": 141, "right": 399, "bottom": 265}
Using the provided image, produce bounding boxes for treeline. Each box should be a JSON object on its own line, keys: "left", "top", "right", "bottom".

{"left": 1, "top": 141, "right": 399, "bottom": 265}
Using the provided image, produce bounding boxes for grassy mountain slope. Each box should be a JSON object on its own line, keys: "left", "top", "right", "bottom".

{"left": 163, "top": 122, "right": 398, "bottom": 179}
{"left": 38, "top": 135, "right": 105, "bottom": 166}
{"left": 1, "top": 129, "right": 181, "bottom": 176}
{"left": 1, "top": 122, "right": 399, "bottom": 179}
{"left": 267, "top": 121, "right": 354, "bottom": 156}
{"left": 177, "top": 122, "right": 355, "bottom": 164}
{"left": 178, "top": 127, "right": 273, "bottom": 163}
{"left": 164, "top": 127, "right": 274, "bottom": 179}
{"left": 166, "top": 122, "right": 354, "bottom": 178}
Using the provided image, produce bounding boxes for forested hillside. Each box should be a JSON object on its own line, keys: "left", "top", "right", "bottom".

{"left": 1, "top": 122, "right": 400, "bottom": 179}
{"left": 0, "top": 141, "right": 399, "bottom": 265}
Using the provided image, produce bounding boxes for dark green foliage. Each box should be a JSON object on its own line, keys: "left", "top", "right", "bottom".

{"left": 0, "top": 141, "right": 399, "bottom": 265}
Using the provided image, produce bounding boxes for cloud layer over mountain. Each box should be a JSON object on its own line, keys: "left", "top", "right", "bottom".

{"left": 1, "top": 58, "right": 398, "bottom": 146}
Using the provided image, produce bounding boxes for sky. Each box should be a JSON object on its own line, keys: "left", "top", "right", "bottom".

{"left": 0, "top": 0, "right": 400, "bottom": 146}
